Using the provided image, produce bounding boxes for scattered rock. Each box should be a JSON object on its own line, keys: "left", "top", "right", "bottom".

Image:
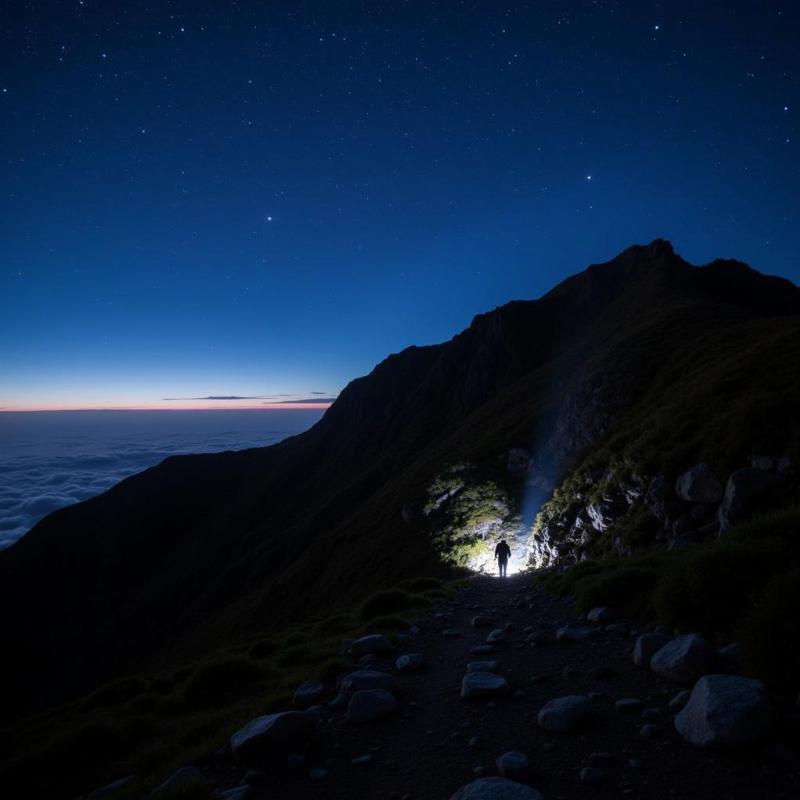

{"left": 449, "top": 777, "right": 543, "bottom": 800}
{"left": 346, "top": 689, "right": 400, "bottom": 723}
{"left": 340, "top": 670, "right": 400, "bottom": 695}
{"left": 615, "top": 698, "right": 645, "bottom": 714}
{"left": 675, "top": 464, "right": 723, "bottom": 503}
{"left": 230, "top": 712, "right": 318, "bottom": 759}
{"left": 293, "top": 680, "right": 327, "bottom": 709}
{"left": 461, "top": 671, "right": 509, "bottom": 700}
{"left": 487, "top": 629, "right": 506, "bottom": 644}
{"left": 496, "top": 751, "right": 529, "bottom": 780}
{"left": 633, "top": 633, "right": 671, "bottom": 667}
{"left": 151, "top": 767, "right": 203, "bottom": 797}
{"left": 674, "top": 675, "right": 772, "bottom": 749}
{"left": 443, "top": 628, "right": 462, "bottom": 638}
{"left": 349, "top": 633, "right": 393, "bottom": 658}
{"left": 587, "top": 607, "right": 612, "bottom": 624}
{"left": 555, "top": 625, "right": 595, "bottom": 642}
{"left": 467, "top": 660, "right": 499, "bottom": 673}
{"left": 537, "top": 695, "right": 592, "bottom": 732}
{"left": 580, "top": 767, "right": 606, "bottom": 785}
{"left": 396, "top": 653, "right": 424, "bottom": 672}
{"left": 650, "top": 634, "right": 717, "bottom": 684}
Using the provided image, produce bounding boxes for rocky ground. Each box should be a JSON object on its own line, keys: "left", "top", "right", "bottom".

{"left": 130, "top": 573, "right": 800, "bottom": 800}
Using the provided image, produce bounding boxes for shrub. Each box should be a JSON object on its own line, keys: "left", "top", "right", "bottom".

{"left": 573, "top": 562, "right": 663, "bottom": 618}
{"left": 739, "top": 567, "right": 800, "bottom": 691}
{"left": 362, "top": 588, "right": 427, "bottom": 620}
{"left": 83, "top": 676, "right": 147, "bottom": 710}
{"left": 181, "top": 657, "right": 262, "bottom": 707}
{"left": 360, "top": 615, "right": 409, "bottom": 633}
{"left": 399, "top": 577, "right": 443, "bottom": 592}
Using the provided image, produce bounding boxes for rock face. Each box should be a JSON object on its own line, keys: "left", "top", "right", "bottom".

{"left": 346, "top": 688, "right": 400, "bottom": 723}
{"left": 537, "top": 695, "right": 592, "bottom": 732}
{"left": 633, "top": 633, "right": 671, "bottom": 667}
{"left": 230, "top": 711, "right": 318, "bottom": 759}
{"left": 461, "top": 671, "right": 509, "bottom": 700}
{"left": 675, "top": 464, "right": 723, "bottom": 503}
{"left": 650, "top": 634, "right": 717, "bottom": 684}
{"left": 449, "top": 777, "right": 544, "bottom": 800}
{"left": 674, "top": 675, "right": 772, "bottom": 748}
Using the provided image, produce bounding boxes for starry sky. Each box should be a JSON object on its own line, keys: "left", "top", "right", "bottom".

{"left": 1, "top": 1, "right": 798, "bottom": 410}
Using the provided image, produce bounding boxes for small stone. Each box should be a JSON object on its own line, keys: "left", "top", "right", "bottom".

{"left": 293, "top": 680, "right": 327, "bottom": 709}
{"left": 580, "top": 767, "right": 605, "bottom": 785}
{"left": 537, "top": 695, "right": 592, "bottom": 732}
{"left": 351, "top": 754, "right": 373, "bottom": 766}
{"left": 555, "top": 625, "right": 595, "bottom": 642}
{"left": 462, "top": 672, "right": 509, "bottom": 700}
{"left": 615, "top": 698, "right": 645, "bottom": 714}
{"left": 349, "top": 634, "right": 393, "bottom": 658}
{"left": 472, "top": 615, "right": 494, "bottom": 628}
{"left": 449, "top": 777, "right": 544, "bottom": 800}
{"left": 650, "top": 634, "right": 717, "bottom": 684}
{"left": 346, "top": 689, "right": 400, "bottom": 723}
{"left": 308, "top": 768, "right": 327, "bottom": 780}
{"left": 396, "top": 653, "right": 424, "bottom": 672}
{"left": 472, "top": 644, "right": 495, "bottom": 655}
{"left": 496, "top": 750, "right": 530, "bottom": 780}
{"left": 443, "top": 628, "right": 461, "bottom": 638}
{"left": 469, "top": 735, "right": 480, "bottom": 747}
{"left": 640, "top": 723, "right": 660, "bottom": 738}
{"left": 487, "top": 629, "right": 506, "bottom": 644}
{"left": 467, "top": 660, "right": 499, "bottom": 673}
{"left": 633, "top": 633, "right": 671, "bottom": 667}
{"left": 587, "top": 607, "right": 612, "bottom": 624}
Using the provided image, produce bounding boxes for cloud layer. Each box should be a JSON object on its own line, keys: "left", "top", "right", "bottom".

{"left": 0, "top": 409, "right": 324, "bottom": 549}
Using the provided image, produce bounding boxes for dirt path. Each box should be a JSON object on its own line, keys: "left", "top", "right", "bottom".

{"left": 210, "top": 573, "right": 799, "bottom": 799}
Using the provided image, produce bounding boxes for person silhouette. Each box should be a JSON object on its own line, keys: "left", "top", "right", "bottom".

{"left": 494, "top": 538, "right": 511, "bottom": 577}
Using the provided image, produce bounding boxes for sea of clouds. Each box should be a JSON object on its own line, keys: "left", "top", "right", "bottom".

{"left": 0, "top": 409, "right": 324, "bottom": 549}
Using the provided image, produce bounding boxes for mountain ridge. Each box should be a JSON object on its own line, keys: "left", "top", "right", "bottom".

{"left": 2, "top": 240, "right": 799, "bottom": 720}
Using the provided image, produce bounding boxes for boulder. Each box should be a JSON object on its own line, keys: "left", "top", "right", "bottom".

{"left": 675, "top": 464, "right": 723, "bottom": 503}
{"left": 467, "top": 660, "right": 499, "bottom": 673}
{"left": 348, "top": 634, "right": 392, "bottom": 658}
{"left": 633, "top": 633, "right": 671, "bottom": 667}
{"left": 718, "top": 468, "right": 780, "bottom": 532}
{"left": 293, "top": 680, "right": 327, "bottom": 709}
{"left": 340, "top": 670, "right": 399, "bottom": 695}
{"left": 650, "top": 634, "right": 717, "bottom": 684}
{"left": 461, "top": 671, "right": 509, "bottom": 700}
{"left": 449, "top": 777, "right": 543, "bottom": 800}
{"left": 151, "top": 767, "right": 203, "bottom": 797}
{"left": 536, "top": 695, "right": 592, "bottom": 732}
{"left": 587, "top": 607, "right": 612, "bottom": 624}
{"left": 230, "top": 712, "right": 318, "bottom": 759}
{"left": 674, "top": 675, "right": 772, "bottom": 748}
{"left": 395, "top": 653, "right": 424, "bottom": 672}
{"left": 345, "top": 688, "right": 399, "bottom": 723}
{"left": 495, "top": 751, "right": 529, "bottom": 780}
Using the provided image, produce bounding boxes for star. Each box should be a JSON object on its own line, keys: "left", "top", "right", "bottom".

{"left": 585, "top": 175, "right": 592, "bottom": 181}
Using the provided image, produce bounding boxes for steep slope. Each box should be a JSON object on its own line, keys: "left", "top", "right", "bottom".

{"left": 1, "top": 240, "right": 798, "bottom": 721}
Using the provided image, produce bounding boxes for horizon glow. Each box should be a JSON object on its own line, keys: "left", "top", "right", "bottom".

{"left": 2, "top": 2, "right": 799, "bottom": 410}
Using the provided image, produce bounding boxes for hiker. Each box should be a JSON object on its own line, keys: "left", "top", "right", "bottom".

{"left": 494, "top": 538, "right": 511, "bottom": 577}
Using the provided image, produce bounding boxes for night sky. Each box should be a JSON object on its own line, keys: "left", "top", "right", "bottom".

{"left": 2, "top": 1, "right": 798, "bottom": 410}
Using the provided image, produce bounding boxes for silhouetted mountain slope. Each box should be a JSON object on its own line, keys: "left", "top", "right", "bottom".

{"left": 2, "top": 240, "right": 799, "bottom": 719}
